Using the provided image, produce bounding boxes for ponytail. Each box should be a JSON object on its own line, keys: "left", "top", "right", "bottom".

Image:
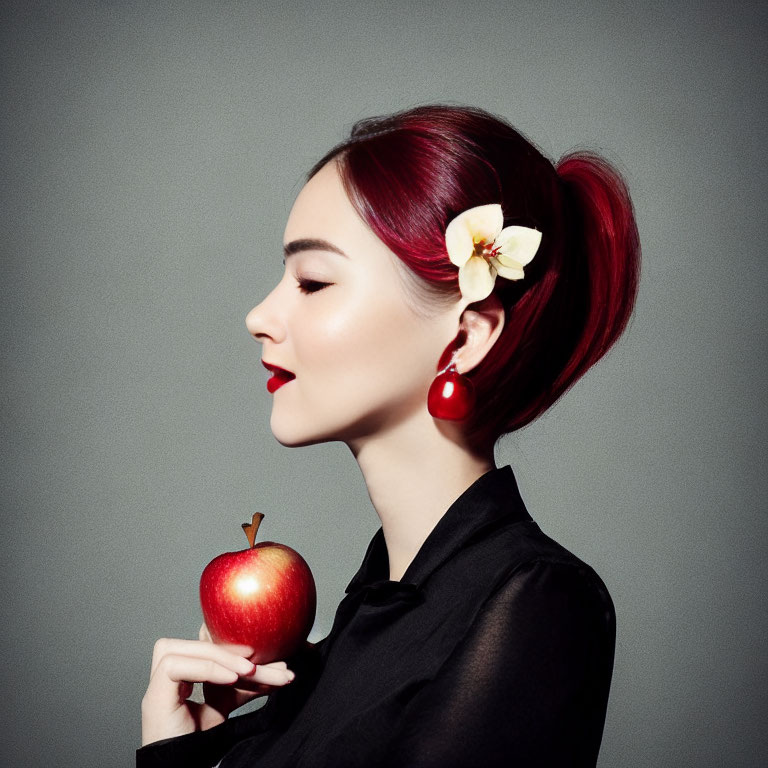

{"left": 551, "top": 152, "right": 641, "bottom": 400}
{"left": 470, "top": 150, "right": 641, "bottom": 447}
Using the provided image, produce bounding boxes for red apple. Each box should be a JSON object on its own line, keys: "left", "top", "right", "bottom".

{"left": 199, "top": 512, "right": 316, "bottom": 665}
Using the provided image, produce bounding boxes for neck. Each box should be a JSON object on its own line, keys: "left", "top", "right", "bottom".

{"left": 347, "top": 411, "right": 495, "bottom": 581}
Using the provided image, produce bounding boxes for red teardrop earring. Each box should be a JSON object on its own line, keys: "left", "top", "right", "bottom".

{"left": 427, "top": 361, "right": 476, "bottom": 421}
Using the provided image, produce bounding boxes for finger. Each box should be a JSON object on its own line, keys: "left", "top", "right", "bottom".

{"left": 258, "top": 660, "right": 287, "bottom": 671}
{"left": 148, "top": 655, "right": 241, "bottom": 709}
{"left": 199, "top": 623, "right": 212, "bottom": 642}
{"left": 151, "top": 638, "right": 255, "bottom": 678}
{"left": 151, "top": 638, "right": 255, "bottom": 677}
{"left": 239, "top": 664, "right": 295, "bottom": 688}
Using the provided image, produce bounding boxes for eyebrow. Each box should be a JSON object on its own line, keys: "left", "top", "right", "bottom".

{"left": 282, "top": 238, "right": 349, "bottom": 263}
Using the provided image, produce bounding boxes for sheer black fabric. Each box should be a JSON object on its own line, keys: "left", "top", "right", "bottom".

{"left": 137, "top": 465, "right": 616, "bottom": 767}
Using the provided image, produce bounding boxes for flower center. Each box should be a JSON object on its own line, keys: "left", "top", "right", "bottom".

{"left": 472, "top": 239, "right": 498, "bottom": 261}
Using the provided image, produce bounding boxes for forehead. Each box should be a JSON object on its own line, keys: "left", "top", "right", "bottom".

{"left": 283, "top": 161, "right": 373, "bottom": 252}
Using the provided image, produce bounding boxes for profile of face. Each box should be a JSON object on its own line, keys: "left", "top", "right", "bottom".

{"left": 245, "top": 160, "right": 463, "bottom": 449}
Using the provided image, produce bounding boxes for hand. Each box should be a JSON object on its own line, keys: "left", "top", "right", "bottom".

{"left": 141, "top": 623, "right": 295, "bottom": 746}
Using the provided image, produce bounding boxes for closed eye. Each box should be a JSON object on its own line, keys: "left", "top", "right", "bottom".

{"left": 297, "top": 278, "right": 331, "bottom": 294}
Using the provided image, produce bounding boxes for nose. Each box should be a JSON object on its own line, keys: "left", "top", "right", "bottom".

{"left": 245, "top": 285, "right": 285, "bottom": 344}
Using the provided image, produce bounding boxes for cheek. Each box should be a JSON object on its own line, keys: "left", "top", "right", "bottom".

{"left": 304, "top": 295, "right": 394, "bottom": 368}
{"left": 297, "top": 290, "right": 422, "bottom": 386}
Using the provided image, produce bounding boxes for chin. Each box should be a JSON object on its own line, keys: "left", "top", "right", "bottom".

{"left": 269, "top": 413, "right": 335, "bottom": 448}
{"left": 269, "top": 409, "right": 381, "bottom": 449}
{"left": 272, "top": 432, "right": 327, "bottom": 449}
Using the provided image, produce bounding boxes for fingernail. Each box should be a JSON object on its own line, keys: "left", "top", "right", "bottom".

{"left": 286, "top": 671, "right": 295, "bottom": 683}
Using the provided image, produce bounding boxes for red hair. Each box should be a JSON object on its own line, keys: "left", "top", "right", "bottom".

{"left": 309, "top": 105, "right": 640, "bottom": 450}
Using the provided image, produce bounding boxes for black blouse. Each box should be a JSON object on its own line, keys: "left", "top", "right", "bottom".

{"left": 137, "top": 465, "right": 616, "bottom": 767}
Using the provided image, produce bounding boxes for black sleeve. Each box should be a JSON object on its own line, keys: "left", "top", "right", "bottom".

{"left": 135, "top": 703, "right": 274, "bottom": 768}
{"left": 383, "top": 559, "right": 616, "bottom": 768}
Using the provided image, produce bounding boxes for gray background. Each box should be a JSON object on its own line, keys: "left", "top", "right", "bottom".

{"left": 1, "top": 1, "right": 766, "bottom": 766}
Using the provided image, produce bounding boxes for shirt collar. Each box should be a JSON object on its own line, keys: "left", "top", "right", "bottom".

{"left": 345, "top": 464, "right": 532, "bottom": 595}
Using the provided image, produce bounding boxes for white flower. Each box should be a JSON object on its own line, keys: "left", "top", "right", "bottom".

{"left": 444, "top": 203, "right": 542, "bottom": 302}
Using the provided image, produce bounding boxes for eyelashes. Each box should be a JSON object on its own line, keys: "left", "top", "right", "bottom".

{"left": 296, "top": 277, "right": 331, "bottom": 294}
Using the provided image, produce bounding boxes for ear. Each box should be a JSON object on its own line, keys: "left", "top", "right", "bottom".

{"left": 454, "top": 293, "right": 505, "bottom": 374}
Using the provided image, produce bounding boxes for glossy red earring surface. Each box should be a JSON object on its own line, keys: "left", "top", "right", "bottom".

{"left": 427, "top": 363, "right": 476, "bottom": 421}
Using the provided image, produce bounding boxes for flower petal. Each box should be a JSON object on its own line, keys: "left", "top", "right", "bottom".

{"left": 489, "top": 256, "right": 524, "bottom": 280}
{"left": 459, "top": 256, "right": 496, "bottom": 302}
{"left": 445, "top": 215, "right": 474, "bottom": 268}
{"left": 445, "top": 204, "right": 504, "bottom": 268}
{"left": 462, "top": 204, "right": 503, "bottom": 245}
{"left": 494, "top": 226, "right": 542, "bottom": 268}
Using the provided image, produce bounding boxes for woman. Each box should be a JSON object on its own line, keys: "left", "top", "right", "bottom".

{"left": 138, "top": 104, "right": 639, "bottom": 767}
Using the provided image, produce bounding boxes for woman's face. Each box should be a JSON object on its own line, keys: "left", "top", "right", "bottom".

{"left": 245, "top": 160, "right": 461, "bottom": 448}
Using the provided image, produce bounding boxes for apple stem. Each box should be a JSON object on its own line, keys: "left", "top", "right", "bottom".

{"left": 242, "top": 512, "right": 264, "bottom": 549}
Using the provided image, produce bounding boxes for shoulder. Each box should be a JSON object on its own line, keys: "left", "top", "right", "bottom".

{"left": 481, "top": 529, "right": 617, "bottom": 666}
{"left": 465, "top": 519, "right": 616, "bottom": 637}
{"left": 490, "top": 557, "right": 615, "bottom": 637}
{"left": 449, "top": 544, "right": 616, "bottom": 694}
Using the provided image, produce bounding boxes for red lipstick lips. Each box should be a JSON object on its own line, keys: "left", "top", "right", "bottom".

{"left": 262, "top": 361, "right": 296, "bottom": 393}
